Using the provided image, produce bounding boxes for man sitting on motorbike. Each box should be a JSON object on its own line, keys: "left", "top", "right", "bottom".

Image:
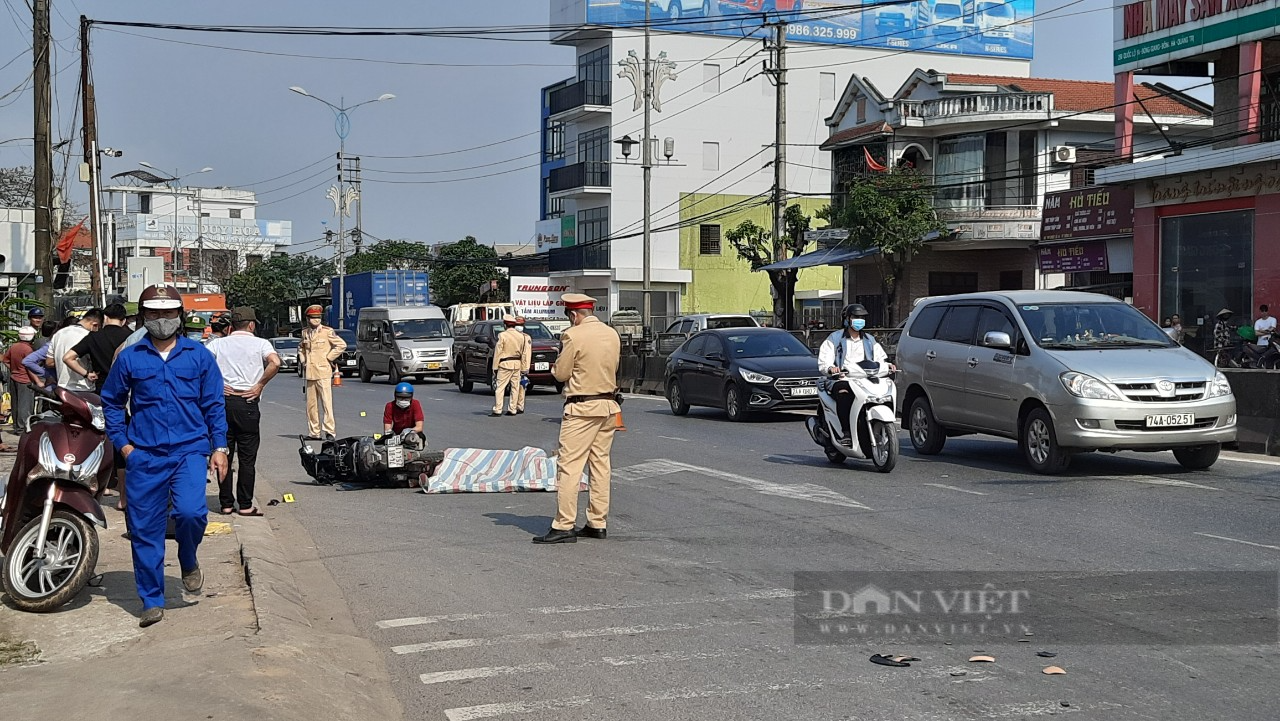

{"left": 817, "top": 304, "right": 896, "bottom": 447}
{"left": 383, "top": 381, "right": 424, "bottom": 440}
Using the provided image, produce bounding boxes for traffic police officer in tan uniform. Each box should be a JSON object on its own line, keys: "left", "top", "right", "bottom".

{"left": 533, "top": 294, "right": 621, "bottom": 544}
{"left": 299, "top": 304, "right": 346, "bottom": 438}
{"left": 512, "top": 315, "right": 531, "bottom": 414}
{"left": 491, "top": 314, "right": 530, "bottom": 416}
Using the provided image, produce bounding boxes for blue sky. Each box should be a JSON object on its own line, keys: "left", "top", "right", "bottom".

{"left": 0, "top": 0, "right": 1153, "bottom": 256}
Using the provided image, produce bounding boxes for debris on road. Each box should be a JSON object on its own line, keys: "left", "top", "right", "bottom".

{"left": 1037, "top": 651, "right": 1058, "bottom": 658}
{"left": 870, "top": 654, "right": 919, "bottom": 667}
{"left": 969, "top": 655, "right": 996, "bottom": 663}
{"left": 1043, "top": 666, "right": 1066, "bottom": 675}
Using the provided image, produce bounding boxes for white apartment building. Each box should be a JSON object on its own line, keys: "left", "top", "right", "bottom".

{"left": 540, "top": 0, "right": 1035, "bottom": 329}
{"left": 101, "top": 181, "right": 292, "bottom": 294}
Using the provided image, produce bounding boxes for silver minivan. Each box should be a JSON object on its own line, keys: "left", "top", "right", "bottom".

{"left": 356, "top": 306, "right": 455, "bottom": 384}
{"left": 896, "top": 291, "right": 1236, "bottom": 474}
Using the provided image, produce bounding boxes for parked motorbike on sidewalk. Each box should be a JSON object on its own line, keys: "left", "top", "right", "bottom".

{"left": 299, "top": 431, "right": 444, "bottom": 489}
{"left": 805, "top": 360, "right": 899, "bottom": 472}
{"left": 0, "top": 386, "right": 110, "bottom": 612}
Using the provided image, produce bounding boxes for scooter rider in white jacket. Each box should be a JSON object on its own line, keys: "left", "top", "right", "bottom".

{"left": 817, "top": 304, "right": 896, "bottom": 446}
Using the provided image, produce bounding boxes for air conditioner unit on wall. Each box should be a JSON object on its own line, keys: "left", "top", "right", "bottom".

{"left": 1050, "top": 145, "right": 1076, "bottom": 164}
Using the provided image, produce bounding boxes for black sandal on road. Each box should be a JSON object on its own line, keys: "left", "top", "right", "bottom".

{"left": 219, "top": 507, "right": 234, "bottom": 515}
{"left": 237, "top": 508, "right": 264, "bottom": 517}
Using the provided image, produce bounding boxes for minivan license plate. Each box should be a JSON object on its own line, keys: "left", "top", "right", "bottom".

{"left": 535, "top": 362, "right": 549, "bottom": 371}
{"left": 1146, "top": 413, "right": 1194, "bottom": 427}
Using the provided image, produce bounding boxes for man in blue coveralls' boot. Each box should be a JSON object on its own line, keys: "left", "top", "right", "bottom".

{"left": 102, "top": 284, "right": 229, "bottom": 628}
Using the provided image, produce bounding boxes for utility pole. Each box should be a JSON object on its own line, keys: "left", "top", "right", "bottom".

{"left": 352, "top": 156, "right": 363, "bottom": 255}
{"left": 336, "top": 149, "right": 345, "bottom": 329}
{"left": 33, "top": 0, "right": 53, "bottom": 308}
{"left": 641, "top": 0, "right": 653, "bottom": 334}
{"left": 80, "top": 15, "right": 106, "bottom": 305}
{"left": 766, "top": 18, "right": 789, "bottom": 329}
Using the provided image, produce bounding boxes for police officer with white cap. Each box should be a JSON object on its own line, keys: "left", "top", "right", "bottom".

{"left": 533, "top": 293, "right": 621, "bottom": 544}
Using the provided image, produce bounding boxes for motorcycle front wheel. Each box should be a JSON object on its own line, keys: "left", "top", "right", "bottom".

{"left": 2, "top": 509, "right": 99, "bottom": 612}
{"left": 870, "top": 420, "right": 899, "bottom": 473}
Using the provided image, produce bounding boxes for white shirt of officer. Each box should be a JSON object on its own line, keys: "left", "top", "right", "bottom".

{"left": 818, "top": 329, "right": 889, "bottom": 374}
{"left": 207, "top": 331, "right": 277, "bottom": 391}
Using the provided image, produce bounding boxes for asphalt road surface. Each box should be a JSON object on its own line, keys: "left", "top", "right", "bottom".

{"left": 253, "top": 372, "right": 1280, "bottom": 721}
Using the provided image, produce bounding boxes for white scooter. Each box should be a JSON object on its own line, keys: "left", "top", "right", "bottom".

{"left": 805, "top": 360, "right": 899, "bottom": 472}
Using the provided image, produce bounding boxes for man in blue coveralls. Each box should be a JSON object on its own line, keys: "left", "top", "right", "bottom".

{"left": 102, "top": 284, "right": 229, "bottom": 628}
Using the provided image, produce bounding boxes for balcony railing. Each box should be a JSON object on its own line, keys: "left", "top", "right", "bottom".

{"left": 548, "top": 241, "right": 610, "bottom": 272}
{"left": 549, "top": 79, "right": 610, "bottom": 116}
{"left": 549, "top": 161, "right": 610, "bottom": 193}
{"left": 896, "top": 93, "right": 1055, "bottom": 121}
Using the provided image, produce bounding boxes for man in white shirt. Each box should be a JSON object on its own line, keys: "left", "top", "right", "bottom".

{"left": 50, "top": 308, "right": 103, "bottom": 391}
{"left": 817, "top": 303, "right": 895, "bottom": 447}
{"left": 206, "top": 307, "right": 281, "bottom": 516}
{"left": 1254, "top": 304, "right": 1275, "bottom": 347}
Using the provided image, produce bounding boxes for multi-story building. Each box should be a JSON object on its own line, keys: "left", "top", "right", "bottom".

{"left": 1098, "top": 0, "right": 1280, "bottom": 354}
{"left": 101, "top": 181, "right": 292, "bottom": 294}
{"left": 538, "top": 0, "right": 1036, "bottom": 329}
{"left": 815, "top": 68, "right": 1210, "bottom": 323}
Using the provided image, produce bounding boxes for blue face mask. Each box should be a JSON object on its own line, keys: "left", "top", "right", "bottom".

{"left": 851, "top": 319, "right": 867, "bottom": 331}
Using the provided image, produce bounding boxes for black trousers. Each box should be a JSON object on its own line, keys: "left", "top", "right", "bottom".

{"left": 832, "top": 380, "right": 855, "bottom": 437}
{"left": 219, "top": 395, "right": 261, "bottom": 510}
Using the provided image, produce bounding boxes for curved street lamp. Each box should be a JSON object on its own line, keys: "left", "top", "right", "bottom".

{"left": 288, "top": 86, "right": 395, "bottom": 329}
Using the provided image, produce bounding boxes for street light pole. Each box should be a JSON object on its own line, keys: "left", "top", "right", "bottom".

{"left": 289, "top": 86, "right": 394, "bottom": 330}
{"left": 642, "top": 0, "right": 652, "bottom": 335}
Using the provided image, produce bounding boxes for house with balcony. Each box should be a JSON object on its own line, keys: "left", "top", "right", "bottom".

{"left": 536, "top": 1, "right": 1036, "bottom": 330}
{"left": 818, "top": 69, "right": 1211, "bottom": 323}
{"left": 1097, "top": 0, "right": 1280, "bottom": 354}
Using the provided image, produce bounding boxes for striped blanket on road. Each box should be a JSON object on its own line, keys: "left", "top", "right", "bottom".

{"left": 421, "top": 447, "right": 591, "bottom": 493}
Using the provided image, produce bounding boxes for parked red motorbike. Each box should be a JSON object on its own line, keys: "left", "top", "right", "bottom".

{"left": 0, "top": 385, "right": 111, "bottom": 612}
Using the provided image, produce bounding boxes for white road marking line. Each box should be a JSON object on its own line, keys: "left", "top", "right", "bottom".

{"left": 658, "top": 435, "right": 689, "bottom": 442}
{"left": 421, "top": 664, "right": 555, "bottom": 685}
{"left": 666, "top": 460, "right": 872, "bottom": 510}
{"left": 391, "top": 618, "right": 762, "bottom": 655}
{"left": 377, "top": 587, "right": 795, "bottom": 629}
{"left": 422, "top": 647, "right": 767, "bottom": 685}
{"left": 1194, "top": 532, "right": 1280, "bottom": 551}
{"left": 1219, "top": 452, "right": 1280, "bottom": 467}
{"left": 443, "top": 678, "right": 843, "bottom": 720}
{"left": 1127, "top": 477, "right": 1219, "bottom": 490}
{"left": 267, "top": 401, "right": 304, "bottom": 412}
{"left": 924, "top": 483, "right": 988, "bottom": 496}
{"left": 444, "top": 697, "right": 593, "bottom": 721}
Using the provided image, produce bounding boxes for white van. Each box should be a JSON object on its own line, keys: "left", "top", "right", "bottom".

{"left": 356, "top": 306, "right": 455, "bottom": 384}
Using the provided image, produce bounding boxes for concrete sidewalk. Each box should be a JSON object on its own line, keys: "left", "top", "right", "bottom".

{"left": 0, "top": 433, "right": 402, "bottom": 720}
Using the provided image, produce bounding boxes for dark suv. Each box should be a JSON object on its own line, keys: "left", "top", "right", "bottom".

{"left": 454, "top": 320, "right": 563, "bottom": 394}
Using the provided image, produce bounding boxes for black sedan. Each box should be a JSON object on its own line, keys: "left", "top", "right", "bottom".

{"left": 664, "top": 328, "right": 820, "bottom": 421}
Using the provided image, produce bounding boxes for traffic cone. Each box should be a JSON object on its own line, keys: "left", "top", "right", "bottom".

{"left": 614, "top": 411, "right": 627, "bottom": 432}
{"left": 332, "top": 370, "right": 342, "bottom": 387}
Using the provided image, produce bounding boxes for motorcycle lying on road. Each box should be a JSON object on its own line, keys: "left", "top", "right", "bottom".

{"left": 299, "top": 431, "right": 444, "bottom": 489}
{"left": 0, "top": 385, "right": 110, "bottom": 612}
{"left": 805, "top": 360, "right": 900, "bottom": 473}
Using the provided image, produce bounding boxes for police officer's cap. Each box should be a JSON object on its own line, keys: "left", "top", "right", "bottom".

{"left": 305, "top": 304, "right": 324, "bottom": 317}
{"left": 843, "top": 303, "right": 869, "bottom": 318}
{"left": 502, "top": 314, "right": 518, "bottom": 326}
{"left": 562, "top": 293, "right": 596, "bottom": 311}
{"left": 139, "top": 284, "right": 183, "bottom": 310}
